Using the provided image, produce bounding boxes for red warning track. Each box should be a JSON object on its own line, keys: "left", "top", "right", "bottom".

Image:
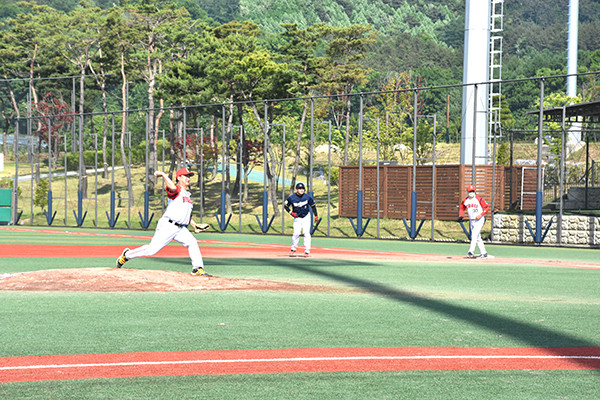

{"left": 1, "top": 347, "right": 599, "bottom": 383}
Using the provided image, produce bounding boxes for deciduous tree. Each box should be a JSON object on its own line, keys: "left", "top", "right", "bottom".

{"left": 53, "top": 3, "right": 105, "bottom": 198}
{"left": 313, "top": 24, "right": 375, "bottom": 165}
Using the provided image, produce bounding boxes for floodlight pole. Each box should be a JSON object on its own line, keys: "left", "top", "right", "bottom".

{"left": 472, "top": 84, "right": 478, "bottom": 185}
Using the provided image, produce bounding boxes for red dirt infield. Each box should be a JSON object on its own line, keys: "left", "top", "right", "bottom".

{"left": 1, "top": 243, "right": 599, "bottom": 269}
{"left": 2, "top": 347, "right": 600, "bottom": 383}
{"left": 1, "top": 227, "right": 599, "bottom": 269}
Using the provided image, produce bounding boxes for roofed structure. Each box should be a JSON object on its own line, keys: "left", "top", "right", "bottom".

{"left": 527, "top": 100, "right": 600, "bottom": 123}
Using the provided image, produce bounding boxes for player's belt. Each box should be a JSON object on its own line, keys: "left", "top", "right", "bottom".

{"left": 168, "top": 219, "right": 188, "bottom": 228}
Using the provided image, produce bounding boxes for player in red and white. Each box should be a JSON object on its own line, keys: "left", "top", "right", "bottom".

{"left": 116, "top": 168, "right": 208, "bottom": 275}
{"left": 457, "top": 184, "right": 489, "bottom": 258}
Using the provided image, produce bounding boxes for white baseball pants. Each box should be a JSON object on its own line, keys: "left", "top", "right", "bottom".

{"left": 291, "top": 214, "right": 312, "bottom": 253}
{"left": 469, "top": 217, "right": 487, "bottom": 255}
{"left": 125, "top": 217, "right": 204, "bottom": 269}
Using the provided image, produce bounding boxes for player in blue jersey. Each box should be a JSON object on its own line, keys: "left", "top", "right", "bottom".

{"left": 284, "top": 182, "right": 318, "bottom": 257}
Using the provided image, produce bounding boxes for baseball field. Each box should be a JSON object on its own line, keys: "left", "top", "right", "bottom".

{"left": 0, "top": 226, "right": 599, "bottom": 399}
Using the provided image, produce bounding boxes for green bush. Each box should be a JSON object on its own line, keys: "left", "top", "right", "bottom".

{"left": 131, "top": 139, "right": 171, "bottom": 165}
{"left": 496, "top": 142, "right": 510, "bottom": 165}
{"left": 131, "top": 145, "right": 145, "bottom": 165}
{"left": 0, "top": 177, "right": 21, "bottom": 197}
{"left": 58, "top": 139, "right": 170, "bottom": 169}
{"left": 0, "top": 178, "right": 22, "bottom": 197}
{"left": 0, "top": 177, "right": 12, "bottom": 189}
{"left": 62, "top": 151, "right": 111, "bottom": 170}
{"left": 33, "top": 178, "right": 49, "bottom": 209}
{"left": 325, "top": 165, "right": 339, "bottom": 186}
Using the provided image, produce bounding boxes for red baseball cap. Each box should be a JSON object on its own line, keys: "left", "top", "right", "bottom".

{"left": 466, "top": 184, "right": 476, "bottom": 192}
{"left": 176, "top": 167, "right": 194, "bottom": 178}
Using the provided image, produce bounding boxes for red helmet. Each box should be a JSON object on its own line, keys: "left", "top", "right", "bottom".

{"left": 176, "top": 167, "right": 194, "bottom": 178}
{"left": 466, "top": 184, "right": 476, "bottom": 192}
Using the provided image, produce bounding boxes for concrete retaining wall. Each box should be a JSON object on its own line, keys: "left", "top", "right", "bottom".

{"left": 492, "top": 213, "right": 600, "bottom": 246}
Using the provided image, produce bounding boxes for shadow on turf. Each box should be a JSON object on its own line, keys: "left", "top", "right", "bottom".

{"left": 141, "top": 257, "right": 599, "bottom": 369}
{"left": 230, "top": 257, "right": 599, "bottom": 370}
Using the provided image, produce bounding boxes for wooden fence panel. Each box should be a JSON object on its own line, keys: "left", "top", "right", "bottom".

{"left": 435, "top": 165, "right": 461, "bottom": 220}
{"left": 385, "top": 166, "right": 410, "bottom": 219}
{"left": 415, "top": 165, "right": 434, "bottom": 219}
{"left": 339, "top": 164, "right": 538, "bottom": 220}
{"left": 338, "top": 166, "right": 359, "bottom": 217}
{"left": 362, "top": 167, "right": 383, "bottom": 217}
{"left": 521, "top": 167, "right": 539, "bottom": 210}
{"left": 504, "top": 166, "right": 521, "bottom": 210}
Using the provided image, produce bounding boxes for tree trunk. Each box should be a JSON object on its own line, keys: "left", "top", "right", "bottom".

{"left": 91, "top": 45, "right": 110, "bottom": 179}
{"left": 249, "top": 102, "right": 280, "bottom": 218}
{"left": 267, "top": 141, "right": 280, "bottom": 218}
{"left": 243, "top": 169, "right": 249, "bottom": 203}
{"left": 231, "top": 103, "right": 244, "bottom": 200}
{"left": 168, "top": 109, "right": 177, "bottom": 176}
{"left": 194, "top": 112, "right": 202, "bottom": 187}
{"left": 147, "top": 70, "right": 156, "bottom": 195}
{"left": 210, "top": 115, "right": 217, "bottom": 181}
{"left": 194, "top": 129, "right": 201, "bottom": 214}
{"left": 150, "top": 59, "right": 164, "bottom": 193}
{"left": 29, "top": 45, "right": 41, "bottom": 183}
{"left": 290, "top": 100, "right": 308, "bottom": 192}
{"left": 225, "top": 102, "right": 234, "bottom": 214}
{"left": 120, "top": 52, "right": 134, "bottom": 207}
{"left": 102, "top": 112, "right": 108, "bottom": 179}
{"left": 2, "top": 77, "right": 20, "bottom": 159}
{"left": 344, "top": 96, "right": 351, "bottom": 166}
{"left": 1, "top": 117, "right": 8, "bottom": 161}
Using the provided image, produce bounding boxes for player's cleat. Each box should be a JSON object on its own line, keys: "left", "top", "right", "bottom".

{"left": 304, "top": 252, "right": 310, "bottom": 258}
{"left": 478, "top": 253, "right": 488, "bottom": 258}
{"left": 289, "top": 249, "right": 296, "bottom": 257}
{"left": 116, "top": 248, "right": 129, "bottom": 268}
{"left": 192, "top": 268, "right": 208, "bottom": 276}
{"left": 467, "top": 252, "right": 475, "bottom": 258}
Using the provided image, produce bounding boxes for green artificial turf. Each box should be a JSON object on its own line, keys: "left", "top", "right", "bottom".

{"left": 0, "top": 227, "right": 599, "bottom": 399}
{"left": 1, "top": 282, "right": 598, "bottom": 358}
{"left": 2, "top": 371, "right": 599, "bottom": 399}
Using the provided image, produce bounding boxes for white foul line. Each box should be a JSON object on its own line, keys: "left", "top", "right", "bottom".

{"left": 2, "top": 355, "right": 599, "bottom": 371}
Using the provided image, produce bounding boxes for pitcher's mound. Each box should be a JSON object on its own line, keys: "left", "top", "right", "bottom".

{"left": 0, "top": 268, "right": 324, "bottom": 292}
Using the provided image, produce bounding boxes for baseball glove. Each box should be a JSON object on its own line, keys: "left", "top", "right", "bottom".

{"left": 194, "top": 223, "right": 210, "bottom": 233}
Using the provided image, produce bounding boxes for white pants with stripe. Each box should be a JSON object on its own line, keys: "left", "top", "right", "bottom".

{"left": 469, "top": 217, "right": 487, "bottom": 255}
{"left": 125, "top": 217, "right": 204, "bottom": 269}
{"left": 291, "top": 214, "right": 312, "bottom": 253}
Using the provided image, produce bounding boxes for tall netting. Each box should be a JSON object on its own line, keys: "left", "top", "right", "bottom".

{"left": 1, "top": 72, "right": 599, "bottom": 245}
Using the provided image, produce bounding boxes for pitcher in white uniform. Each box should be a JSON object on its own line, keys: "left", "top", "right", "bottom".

{"left": 116, "top": 168, "right": 207, "bottom": 276}
{"left": 457, "top": 184, "right": 489, "bottom": 259}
